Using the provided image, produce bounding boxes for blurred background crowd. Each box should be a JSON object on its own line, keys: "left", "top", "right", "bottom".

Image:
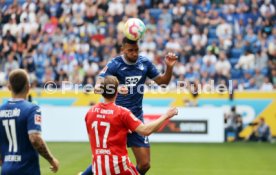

{"left": 0, "top": 0, "right": 275, "bottom": 90}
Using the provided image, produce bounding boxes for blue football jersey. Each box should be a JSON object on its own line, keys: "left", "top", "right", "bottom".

{"left": 99, "top": 55, "right": 160, "bottom": 120}
{"left": 0, "top": 99, "right": 41, "bottom": 175}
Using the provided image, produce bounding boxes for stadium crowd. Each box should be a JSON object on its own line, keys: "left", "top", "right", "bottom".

{"left": 0, "top": 0, "right": 275, "bottom": 91}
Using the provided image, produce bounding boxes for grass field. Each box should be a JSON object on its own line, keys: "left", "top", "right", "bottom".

{"left": 40, "top": 142, "right": 276, "bottom": 175}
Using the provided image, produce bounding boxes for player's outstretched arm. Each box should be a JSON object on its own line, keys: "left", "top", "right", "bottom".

{"left": 135, "top": 107, "right": 178, "bottom": 136}
{"left": 29, "top": 133, "right": 59, "bottom": 173}
{"left": 153, "top": 52, "right": 178, "bottom": 85}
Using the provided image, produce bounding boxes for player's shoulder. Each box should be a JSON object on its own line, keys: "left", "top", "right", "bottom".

{"left": 139, "top": 55, "right": 151, "bottom": 62}
{"left": 109, "top": 56, "right": 124, "bottom": 65}
{"left": 138, "top": 55, "right": 152, "bottom": 65}
{"left": 24, "top": 101, "right": 41, "bottom": 113}
{"left": 117, "top": 105, "right": 131, "bottom": 114}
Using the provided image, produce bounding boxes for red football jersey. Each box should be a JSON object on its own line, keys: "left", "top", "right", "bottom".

{"left": 85, "top": 102, "right": 142, "bottom": 175}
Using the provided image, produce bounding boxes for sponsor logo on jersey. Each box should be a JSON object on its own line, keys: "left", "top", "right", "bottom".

{"left": 121, "top": 67, "right": 127, "bottom": 71}
{"left": 125, "top": 76, "right": 141, "bottom": 87}
{"left": 138, "top": 64, "right": 144, "bottom": 71}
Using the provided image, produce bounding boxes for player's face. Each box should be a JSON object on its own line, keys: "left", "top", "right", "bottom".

{"left": 122, "top": 43, "right": 139, "bottom": 63}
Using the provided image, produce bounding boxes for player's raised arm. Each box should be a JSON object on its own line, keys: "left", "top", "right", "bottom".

{"left": 29, "top": 133, "right": 59, "bottom": 173}
{"left": 153, "top": 52, "right": 178, "bottom": 85}
{"left": 135, "top": 107, "right": 178, "bottom": 136}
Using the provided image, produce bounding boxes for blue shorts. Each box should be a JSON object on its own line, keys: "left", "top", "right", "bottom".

{"left": 127, "top": 132, "right": 150, "bottom": 148}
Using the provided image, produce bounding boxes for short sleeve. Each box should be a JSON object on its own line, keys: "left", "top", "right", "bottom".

{"left": 27, "top": 105, "right": 42, "bottom": 134}
{"left": 122, "top": 108, "right": 142, "bottom": 131}
{"left": 146, "top": 60, "right": 160, "bottom": 79}
{"left": 85, "top": 110, "right": 92, "bottom": 134}
{"left": 98, "top": 60, "right": 117, "bottom": 78}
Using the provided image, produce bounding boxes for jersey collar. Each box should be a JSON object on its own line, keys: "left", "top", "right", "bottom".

{"left": 9, "top": 98, "right": 25, "bottom": 102}
{"left": 122, "top": 55, "right": 137, "bottom": 65}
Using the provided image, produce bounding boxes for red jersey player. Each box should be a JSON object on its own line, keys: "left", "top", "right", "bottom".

{"left": 85, "top": 76, "right": 178, "bottom": 175}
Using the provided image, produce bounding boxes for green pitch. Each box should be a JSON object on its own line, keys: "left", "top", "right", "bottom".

{"left": 40, "top": 142, "right": 276, "bottom": 175}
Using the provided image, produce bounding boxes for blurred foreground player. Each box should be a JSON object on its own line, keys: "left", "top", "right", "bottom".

{"left": 0, "top": 69, "right": 59, "bottom": 175}
{"left": 85, "top": 76, "right": 178, "bottom": 175}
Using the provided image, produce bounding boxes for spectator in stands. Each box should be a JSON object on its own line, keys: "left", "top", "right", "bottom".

{"left": 255, "top": 50, "right": 268, "bottom": 71}
{"left": 203, "top": 50, "right": 217, "bottom": 65}
{"left": 249, "top": 118, "right": 271, "bottom": 142}
{"left": 201, "top": 60, "right": 216, "bottom": 78}
{"left": 125, "top": 0, "right": 138, "bottom": 17}
{"left": 206, "top": 41, "right": 220, "bottom": 56}
{"left": 244, "top": 78, "right": 258, "bottom": 90}
{"left": 260, "top": 0, "right": 275, "bottom": 18}
{"left": 172, "top": 2, "right": 185, "bottom": 19}
{"left": 191, "top": 28, "right": 208, "bottom": 48}
{"left": 254, "top": 69, "right": 265, "bottom": 88}
{"left": 233, "top": 34, "right": 245, "bottom": 49}
{"left": 235, "top": 50, "right": 255, "bottom": 70}
{"left": 216, "top": 19, "right": 232, "bottom": 50}
{"left": 108, "top": 0, "right": 123, "bottom": 17}
{"left": 173, "top": 62, "right": 186, "bottom": 79}
{"left": 214, "top": 70, "right": 229, "bottom": 87}
{"left": 208, "top": 9, "right": 221, "bottom": 26}
{"left": 0, "top": 0, "right": 274, "bottom": 91}
{"left": 160, "top": 5, "right": 173, "bottom": 29}
{"left": 165, "top": 37, "right": 181, "bottom": 53}
{"left": 3, "top": 16, "right": 18, "bottom": 36}
{"left": 260, "top": 77, "right": 274, "bottom": 91}
{"left": 215, "top": 51, "right": 231, "bottom": 77}
{"left": 244, "top": 28, "right": 257, "bottom": 48}
{"left": 4, "top": 54, "right": 19, "bottom": 73}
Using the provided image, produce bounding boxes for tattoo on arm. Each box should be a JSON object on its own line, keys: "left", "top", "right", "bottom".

{"left": 29, "top": 133, "right": 53, "bottom": 163}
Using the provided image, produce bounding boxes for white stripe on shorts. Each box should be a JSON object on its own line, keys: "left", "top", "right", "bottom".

{"left": 105, "top": 155, "right": 111, "bottom": 175}
{"left": 122, "top": 156, "right": 128, "bottom": 171}
{"left": 113, "top": 155, "right": 120, "bottom": 174}
{"left": 97, "top": 156, "right": 102, "bottom": 175}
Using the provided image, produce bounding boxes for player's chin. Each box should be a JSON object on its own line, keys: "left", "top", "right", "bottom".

{"left": 129, "top": 58, "right": 138, "bottom": 63}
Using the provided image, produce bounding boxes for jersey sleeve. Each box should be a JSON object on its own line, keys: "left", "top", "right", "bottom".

{"left": 98, "top": 60, "right": 117, "bottom": 77}
{"left": 85, "top": 110, "right": 91, "bottom": 134}
{"left": 121, "top": 108, "right": 142, "bottom": 132}
{"left": 27, "top": 105, "right": 42, "bottom": 134}
{"left": 146, "top": 60, "right": 160, "bottom": 79}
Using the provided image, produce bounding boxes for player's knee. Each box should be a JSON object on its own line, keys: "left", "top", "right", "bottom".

{"left": 138, "top": 162, "right": 150, "bottom": 173}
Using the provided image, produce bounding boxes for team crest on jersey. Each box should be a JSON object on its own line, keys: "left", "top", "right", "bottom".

{"left": 35, "top": 114, "right": 41, "bottom": 125}
{"left": 138, "top": 64, "right": 144, "bottom": 71}
{"left": 125, "top": 76, "right": 141, "bottom": 87}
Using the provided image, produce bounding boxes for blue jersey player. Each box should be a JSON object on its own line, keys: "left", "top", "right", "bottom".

{"left": 0, "top": 69, "right": 59, "bottom": 175}
{"left": 80, "top": 37, "right": 177, "bottom": 175}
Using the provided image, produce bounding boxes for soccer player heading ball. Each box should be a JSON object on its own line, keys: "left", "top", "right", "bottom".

{"left": 81, "top": 18, "right": 178, "bottom": 175}
{"left": 85, "top": 76, "right": 178, "bottom": 175}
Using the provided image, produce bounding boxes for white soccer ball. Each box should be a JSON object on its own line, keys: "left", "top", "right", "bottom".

{"left": 124, "top": 18, "right": 146, "bottom": 41}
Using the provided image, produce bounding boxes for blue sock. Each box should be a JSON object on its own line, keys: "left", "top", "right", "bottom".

{"left": 136, "top": 166, "right": 145, "bottom": 175}
{"left": 82, "top": 165, "right": 93, "bottom": 175}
